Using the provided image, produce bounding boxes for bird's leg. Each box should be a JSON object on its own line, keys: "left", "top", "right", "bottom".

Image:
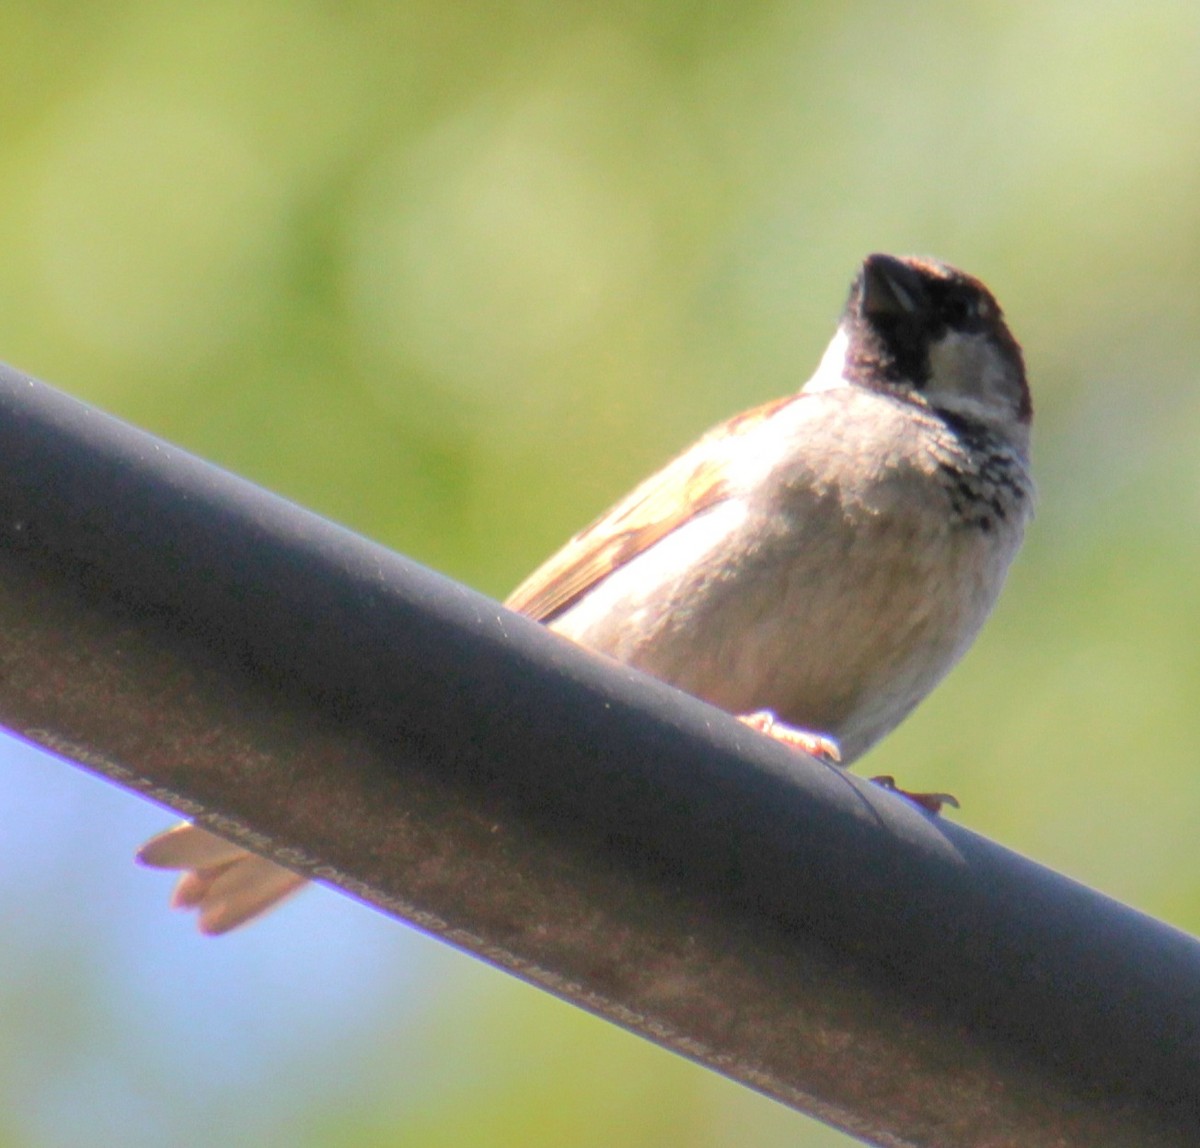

{"left": 738, "top": 710, "right": 841, "bottom": 763}
{"left": 738, "top": 713, "right": 957, "bottom": 815}
{"left": 869, "top": 775, "right": 959, "bottom": 815}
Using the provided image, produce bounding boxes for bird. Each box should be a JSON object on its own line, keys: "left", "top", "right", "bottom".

{"left": 138, "top": 252, "right": 1034, "bottom": 935}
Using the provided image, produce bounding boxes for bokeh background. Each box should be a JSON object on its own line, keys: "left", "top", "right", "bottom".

{"left": 2, "top": 2, "right": 1200, "bottom": 1145}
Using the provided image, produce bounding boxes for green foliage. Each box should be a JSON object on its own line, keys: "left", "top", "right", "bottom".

{"left": 4, "top": 2, "right": 1200, "bottom": 1144}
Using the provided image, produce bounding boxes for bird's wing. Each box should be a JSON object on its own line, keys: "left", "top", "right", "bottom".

{"left": 506, "top": 394, "right": 797, "bottom": 624}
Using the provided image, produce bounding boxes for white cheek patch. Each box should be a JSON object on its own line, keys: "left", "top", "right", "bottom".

{"left": 927, "top": 333, "right": 1016, "bottom": 421}
{"left": 927, "top": 332, "right": 979, "bottom": 392}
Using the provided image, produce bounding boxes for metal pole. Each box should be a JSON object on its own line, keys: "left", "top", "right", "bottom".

{"left": 0, "top": 362, "right": 1194, "bottom": 1147}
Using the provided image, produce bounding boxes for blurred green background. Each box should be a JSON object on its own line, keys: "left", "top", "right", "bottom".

{"left": 3, "top": 1, "right": 1200, "bottom": 1145}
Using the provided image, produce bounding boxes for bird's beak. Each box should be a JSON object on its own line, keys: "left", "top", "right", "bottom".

{"left": 862, "top": 254, "right": 929, "bottom": 318}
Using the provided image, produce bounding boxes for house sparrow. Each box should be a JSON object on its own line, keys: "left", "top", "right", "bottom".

{"left": 138, "top": 253, "right": 1034, "bottom": 934}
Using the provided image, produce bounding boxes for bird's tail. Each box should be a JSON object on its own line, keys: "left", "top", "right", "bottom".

{"left": 136, "top": 824, "right": 307, "bottom": 935}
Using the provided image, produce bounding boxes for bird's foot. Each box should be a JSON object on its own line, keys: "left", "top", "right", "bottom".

{"left": 738, "top": 710, "right": 841, "bottom": 763}
{"left": 870, "top": 775, "right": 959, "bottom": 815}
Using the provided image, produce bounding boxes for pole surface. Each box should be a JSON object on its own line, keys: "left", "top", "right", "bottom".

{"left": 0, "top": 363, "right": 1195, "bottom": 1147}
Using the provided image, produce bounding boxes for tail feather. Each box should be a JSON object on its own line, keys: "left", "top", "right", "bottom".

{"left": 137, "top": 823, "right": 250, "bottom": 870}
{"left": 137, "top": 824, "right": 307, "bottom": 935}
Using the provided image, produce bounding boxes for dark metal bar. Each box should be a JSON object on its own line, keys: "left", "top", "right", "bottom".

{"left": 0, "top": 361, "right": 1195, "bottom": 1147}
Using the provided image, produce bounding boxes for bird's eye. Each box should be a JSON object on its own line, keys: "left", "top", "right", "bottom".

{"left": 941, "top": 291, "right": 979, "bottom": 327}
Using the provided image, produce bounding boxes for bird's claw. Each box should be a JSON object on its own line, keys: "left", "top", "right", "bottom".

{"left": 738, "top": 710, "right": 842, "bottom": 763}
{"left": 870, "top": 775, "right": 959, "bottom": 815}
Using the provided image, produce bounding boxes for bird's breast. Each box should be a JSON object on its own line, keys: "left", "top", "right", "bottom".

{"left": 550, "top": 394, "right": 1029, "bottom": 763}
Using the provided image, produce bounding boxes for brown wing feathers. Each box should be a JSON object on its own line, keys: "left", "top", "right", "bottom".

{"left": 505, "top": 394, "right": 796, "bottom": 624}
